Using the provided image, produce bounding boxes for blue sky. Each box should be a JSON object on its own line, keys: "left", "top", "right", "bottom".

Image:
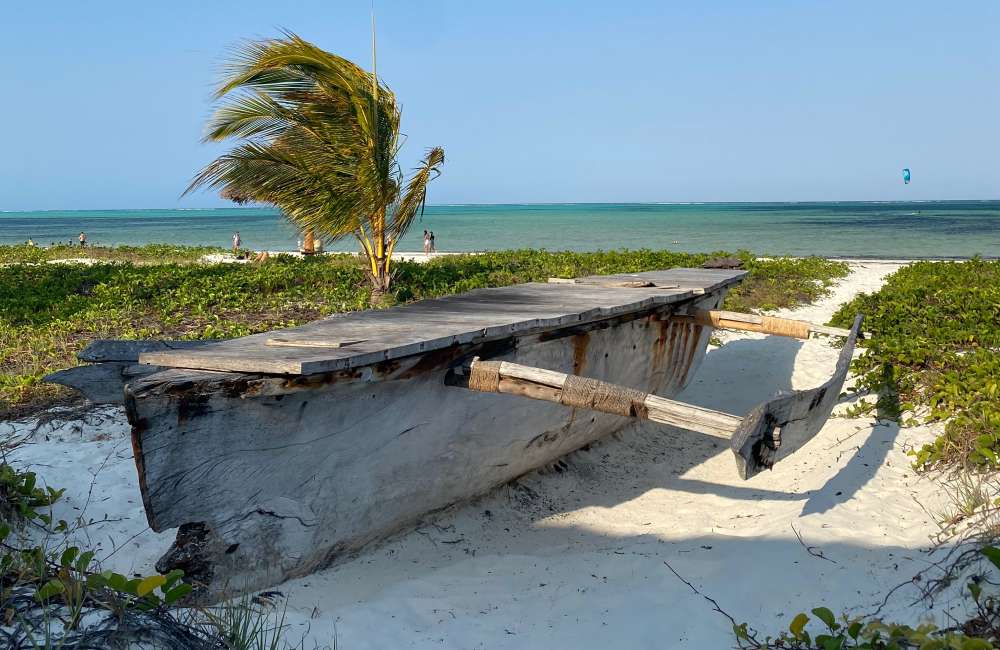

{"left": 3, "top": 1, "right": 998, "bottom": 209}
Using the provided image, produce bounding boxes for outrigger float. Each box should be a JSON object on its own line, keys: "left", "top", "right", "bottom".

{"left": 47, "top": 267, "right": 863, "bottom": 602}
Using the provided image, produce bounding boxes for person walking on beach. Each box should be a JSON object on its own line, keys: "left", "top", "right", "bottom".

{"left": 429, "top": 231, "right": 436, "bottom": 253}
{"left": 78, "top": 232, "right": 87, "bottom": 247}
{"left": 232, "top": 231, "right": 241, "bottom": 254}
{"left": 423, "top": 230, "right": 430, "bottom": 254}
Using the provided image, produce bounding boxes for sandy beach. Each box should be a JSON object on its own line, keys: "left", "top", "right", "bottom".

{"left": 3, "top": 260, "right": 969, "bottom": 648}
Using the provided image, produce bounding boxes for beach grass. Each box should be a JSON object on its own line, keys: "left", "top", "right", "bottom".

{"left": 0, "top": 246, "right": 848, "bottom": 418}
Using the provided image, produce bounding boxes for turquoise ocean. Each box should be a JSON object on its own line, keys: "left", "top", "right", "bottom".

{"left": 1, "top": 201, "right": 998, "bottom": 259}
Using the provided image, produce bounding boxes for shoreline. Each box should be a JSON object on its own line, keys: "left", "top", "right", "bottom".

{"left": 5, "top": 199, "right": 999, "bottom": 261}
{"left": 6, "top": 244, "right": 996, "bottom": 267}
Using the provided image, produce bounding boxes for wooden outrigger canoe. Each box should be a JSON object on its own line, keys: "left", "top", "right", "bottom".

{"left": 46, "top": 268, "right": 862, "bottom": 602}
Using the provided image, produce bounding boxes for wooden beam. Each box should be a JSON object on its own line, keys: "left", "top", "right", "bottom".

{"left": 452, "top": 358, "right": 742, "bottom": 440}
{"left": 679, "top": 309, "right": 856, "bottom": 339}
{"left": 265, "top": 338, "right": 367, "bottom": 349}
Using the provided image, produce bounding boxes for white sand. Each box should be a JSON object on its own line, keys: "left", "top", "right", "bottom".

{"left": 199, "top": 251, "right": 466, "bottom": 264}
{"left": 4, "top": 261, "right": 966, "bottom": 648}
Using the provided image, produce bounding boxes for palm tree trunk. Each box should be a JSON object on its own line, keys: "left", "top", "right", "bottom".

{"left": 303, "top": 230, "right": 316, "bottom": 255}
{"left": 366, "top": 209, "right": 393, "bottom": 305}
{"left": 369, "top": 254, "right": 392, "bottom": 306}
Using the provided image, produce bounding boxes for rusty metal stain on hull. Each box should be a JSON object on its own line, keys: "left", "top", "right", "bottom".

{"left": 672, "top": 322, "right": 693, "bottom": 392}
{"left": 677, "top": 324, "right": 704, "bottom": 388}
{"left": 572, "top": 332, "right": 590, "bottom": 376}
{"left": 665, "top": 320, "right": 685, "bottom": 393}
{"left": 651, "top": 316, "right": 670, "bottom": 373}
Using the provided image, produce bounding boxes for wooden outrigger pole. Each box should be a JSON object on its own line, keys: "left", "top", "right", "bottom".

{"left": 449, "top": 358, "right": 743, "bottom": 439}
{"left": 680, "top": 309, "right": 858, "bottom": 339}
{"left": 450, "top": 311, "right": 865, "bottom": 481}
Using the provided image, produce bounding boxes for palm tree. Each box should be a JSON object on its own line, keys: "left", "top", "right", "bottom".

{"left": 186, "top": 32, "right": 444, "bottom": 300}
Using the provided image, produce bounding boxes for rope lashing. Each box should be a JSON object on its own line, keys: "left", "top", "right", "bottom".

{"left": 560, "top": 374, "right": 649, "bottom": 418}
{"left": 468, "top": 359, "right": 649, "bottom": 418}
{"left": 468, "top": 359, "right": 502, "bottom": 393}
{"left": 758, "top": 316, "right": 810, "bottom": 339}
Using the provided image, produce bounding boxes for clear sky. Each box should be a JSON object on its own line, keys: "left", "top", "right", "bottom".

{"left": 3, "top": 1, "right": 998, "bottom": 209}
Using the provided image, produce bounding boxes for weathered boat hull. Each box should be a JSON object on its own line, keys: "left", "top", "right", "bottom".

{"left": 730, "top": 314, "right": 864, "bottom": 479}
{"left": 125, "top": 293, "right": 723, "bottom": 602}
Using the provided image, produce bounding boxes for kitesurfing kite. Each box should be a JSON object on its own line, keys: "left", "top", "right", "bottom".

{"left": 902, "top": 168, "right": 911, "bottom": 184}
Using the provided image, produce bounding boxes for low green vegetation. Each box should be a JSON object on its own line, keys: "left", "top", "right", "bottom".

{"left": 393, "top": 250, "right": 847, "bottom": 313}
{"left": 0, "top": 243, "right": 227, "bottom": 265}
{"left": 831, "top": 259, "right": 1000, "bottom": 470}
{"left": 0, "top": 448, "right": 300, "bottom": 647}
{"left": 731, "top": 545, "right": 1000, "bottom": 648}
{"left": 0, "top": 245, "right": 848, "bottom": 418}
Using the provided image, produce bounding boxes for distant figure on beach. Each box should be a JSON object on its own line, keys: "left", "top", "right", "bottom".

{"left": 78, "top": 232, "right": 87, "bottom": 247}
{"left": 429, "top": 231, "right": 436, "bottom": 253}
{"left": 26, "top": 237, "right": 34, "bottom": 246}
{"left": 423, "top": 230, "right": 430, "bottom": 254}
{"left": 232, "top": 231, "right": 241, "bottom": 253}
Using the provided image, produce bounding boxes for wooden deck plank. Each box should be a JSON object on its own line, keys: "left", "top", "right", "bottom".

{"left": 139, "top": 268, "right": 746, "bottom": 375}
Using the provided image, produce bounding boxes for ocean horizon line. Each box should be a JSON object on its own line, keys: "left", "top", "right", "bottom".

{"left": 4, "top": 198, "right": 1000, "bottom": 213}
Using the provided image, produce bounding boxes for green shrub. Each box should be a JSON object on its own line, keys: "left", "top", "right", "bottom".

{"left": 830, "top": 260, "right": 1000, "bottom": 469}
{"left": 0, "top": 463, "right": 64, "bottom": 526}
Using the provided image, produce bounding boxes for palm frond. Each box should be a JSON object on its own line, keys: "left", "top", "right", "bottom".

{"left": 389, "top": 147, "right": 445, "bottom": 239}
{"left": 187, "top": 32, "right": 443, "bottom": 289}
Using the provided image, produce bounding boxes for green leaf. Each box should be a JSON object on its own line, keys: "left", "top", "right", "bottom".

{"left": 106, "top": 572, "right": 127, "bottom": 591}
{"left": 163, "top": 568, "right": 185, "bottom": 590}
{"left": 136, "top": 574, "right": 167, "bottom": 597}
{"left": 811, "top": 606, "right": 837, "bottom": 630}
{"left": 847, "top": 621, "right": 862, "bottom": 639}
{"left": 75, "top": 551, "right": 95, "bottom": 572}
{"left": 816, "top": 634, "right": 844, "bottom": 650}
{"left": 86, "top": 574, "right": 108, "bottom": 590}
{"left": 789, "top": 612, "right": 810, "bottom": 639}
{"left": 163, "top": 583, "right": 193, "bottom": 604}
{"left": 35, "top": 579, "right": 65, "bottom": 601}
{"left": 60, "top": 546, "right": 79, "bottom": 568}
{"left": 981, "top": 546, "right": 1000, "bottom": 571}
{"left": 0, "top": 523, "right": 10, "bottom": 541}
